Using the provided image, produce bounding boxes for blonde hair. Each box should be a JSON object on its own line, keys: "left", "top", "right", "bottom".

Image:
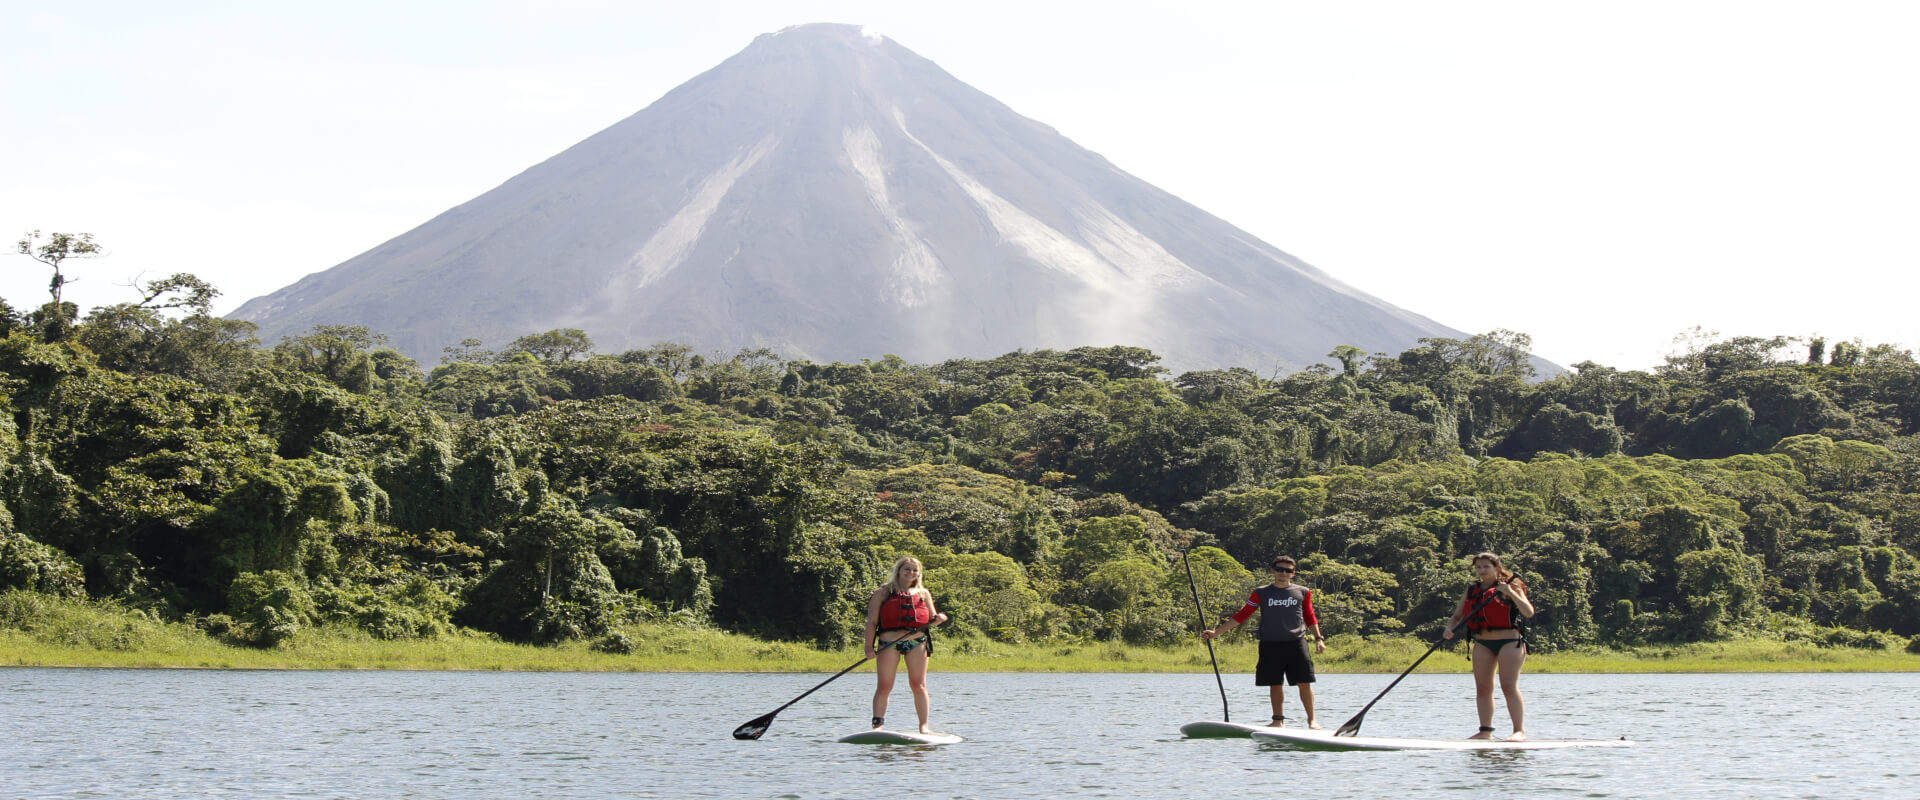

{"left": 884, "top": 556, "right": 925, "bottom": 595}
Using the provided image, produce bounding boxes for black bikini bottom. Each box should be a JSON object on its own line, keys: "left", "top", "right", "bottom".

{"left": 1473, "top": 637, "right": 1526, "bottom": 655}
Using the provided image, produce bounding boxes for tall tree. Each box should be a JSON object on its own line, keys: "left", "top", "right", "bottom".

{"left": 15, "top": 230, "right": 102, "bottom": 307}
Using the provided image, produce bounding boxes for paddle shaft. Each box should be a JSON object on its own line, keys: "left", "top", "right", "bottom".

{"left": 1334, "top": 588, "right": 1504, "bottom": 737}
{"left": 732, "top": 628, "right": 929, "bottom": 739}
{"left": 772, "top": 654, "right": 872, "bottom": 716}
{"left": 1180, "top": 549, "right": 1231, "bottom": 722}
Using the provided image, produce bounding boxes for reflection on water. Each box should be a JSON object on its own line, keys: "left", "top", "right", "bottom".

{"left": 859, "top": 747, "right": 940, "bottom": 766}
{"left": 1, "top": 670, "right": 1916, "bottom": 799}
{"left": 1464, "top": 748, "right": 1532, "bottom": 774}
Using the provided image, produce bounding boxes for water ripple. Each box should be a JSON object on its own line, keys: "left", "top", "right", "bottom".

{"left": 1, "top": 670, "right": 1916, "bottom": 798}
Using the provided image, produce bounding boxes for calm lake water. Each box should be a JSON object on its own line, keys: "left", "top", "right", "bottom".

{"left": 3, "top": 667, "right": 1915, "bottom": 799}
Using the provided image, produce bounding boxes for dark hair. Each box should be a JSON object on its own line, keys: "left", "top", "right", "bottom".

{"left": 1271, "top": 556, "right": 1297, "bottom": 570}
{"left": 1472, "top": 552, "right": 1515, "bottom": 582}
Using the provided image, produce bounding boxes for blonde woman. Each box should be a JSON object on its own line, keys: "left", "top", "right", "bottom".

{"left": 865, "top": 556, "right": 949, "bottom": 733}
{"left": 1442, "top": 552, "right": 1536, "bottom": 740}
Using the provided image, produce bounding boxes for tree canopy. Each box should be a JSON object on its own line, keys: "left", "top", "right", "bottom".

{"left": 4, "top": 252, "right": 1918, "bottom": 653}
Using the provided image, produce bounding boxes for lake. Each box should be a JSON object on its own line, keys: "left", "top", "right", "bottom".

{"left": 3, "top": 668, "right": 1914, "bottom": 798}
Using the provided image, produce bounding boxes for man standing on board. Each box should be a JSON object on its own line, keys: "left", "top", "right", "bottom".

{"left": 1203, "top": 556, "right": 1327, "bottom": 728}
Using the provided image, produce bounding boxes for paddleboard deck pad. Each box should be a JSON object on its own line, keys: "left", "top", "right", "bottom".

{"left": 1251, "top": 728, "right": 1632, "bottom": 751}
{"left": 1180, "top": 721, "right": 1281, "bottom": 738}
{"left": 837, "top": 730, "right": 964, "bottom": 745}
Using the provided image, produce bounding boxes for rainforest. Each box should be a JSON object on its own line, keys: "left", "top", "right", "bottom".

{"left": 4, "top": 257, "right": 1918, "bottom": 663}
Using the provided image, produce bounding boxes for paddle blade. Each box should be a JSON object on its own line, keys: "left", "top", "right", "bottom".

{"left": 732, "top": 713, "right": 775, "bottom": 740}
{"left": 1333, "top": 713, "right": 1364, "bottom": 738}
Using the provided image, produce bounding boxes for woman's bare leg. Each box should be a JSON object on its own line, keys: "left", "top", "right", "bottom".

{"left": 898, "top": 644, "right": 929, "bottom": 732}
{"left": 1498, "top": 642, "right": 1527, "bottom": 740}
{"left": 871, "top": 647, "right": 900, "bottom": 728}
{"left": 904, "top": 646, "right": 933, "bottom": 732}
{"left": 1469, "top": 641, "right": 1497, "bottom": 738}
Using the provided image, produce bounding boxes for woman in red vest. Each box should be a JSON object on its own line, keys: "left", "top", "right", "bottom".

{"left": 1442, "top": 552, "right": 1536, "bottom": 740}
{"left": 864, "top": 556, "right": 949, "bottom": 734}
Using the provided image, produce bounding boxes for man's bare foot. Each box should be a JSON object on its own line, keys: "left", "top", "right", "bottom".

{"left": 1468, "top": 727, "right": 1495, "bottom": 740}
{"left": 1505, "top": 731, "right": 1528, "bottom": 742}
{"left": 1306, "top": 719, "right": 1323, "bottom": 730}
{"left": 1268, "top": 716, "right": 1287, "bottom": 728}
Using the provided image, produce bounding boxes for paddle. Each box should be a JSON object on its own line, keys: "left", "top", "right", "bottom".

{"left": 731, "top": 629, "right": 928, "bottom": 740}
{"left": 1333, "top": 586, "right": 1502, "bottom": 737}
{"left": 1180, "top": 548, "right": 1231, "bottom": 722}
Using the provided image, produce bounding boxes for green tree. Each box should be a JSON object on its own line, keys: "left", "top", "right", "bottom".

{"left": 928, "top": 551, "right": 1049, "bottom": 642}
{"left": 460, "top": 502, "right": 625, "bottom": 643}
{"left": 227, "top": 569, "right": 316, "bottom": 647}
{"left": 273, "top": 325, "right": 389, "bottom": 393}
{"left": 15, "top": 230, "right": 101, "bottom": 308}
{"left": 504, "top": 328, "right": 595, "bottom": 362}
{"left": 1297, "top": 556, "right": 1399, "bottom": 636}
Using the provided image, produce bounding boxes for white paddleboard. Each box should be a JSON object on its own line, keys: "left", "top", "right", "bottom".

{"left": 1250, "top": 728, "right": 1633, "bottom": 751}
{"left": 836, "top": 729, "right": 964, "bottom": 745}
{"left": 1180, "top": 721, "right": 1283, "bottom": 738}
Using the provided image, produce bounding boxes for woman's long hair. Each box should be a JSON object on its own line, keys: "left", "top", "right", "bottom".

{"left": 884, "top": 556, "right": 925, "bottom": 595}
{"left": 1472, "top": 552, "right": 1517, "bottom": 584}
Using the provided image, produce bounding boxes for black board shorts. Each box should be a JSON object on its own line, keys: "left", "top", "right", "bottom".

{"left": 1255, "top": 639, "right": 1316, "bottom": 686}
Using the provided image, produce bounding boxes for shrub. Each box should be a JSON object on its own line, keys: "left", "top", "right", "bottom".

{"left": 591, "top": 631, "right": 634, "bottom": 655}
{"left": 0, "top": 531, "right": 86, "bottom": 597}
{"left": 228, "top": 571, "right": 316, "bottom": 647}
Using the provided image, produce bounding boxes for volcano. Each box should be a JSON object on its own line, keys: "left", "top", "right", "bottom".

{"left": 232, "top": 23, "right": 1471, "bottom": 374}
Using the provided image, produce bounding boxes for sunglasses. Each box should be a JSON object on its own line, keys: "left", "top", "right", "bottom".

{"left": 1271, "top": 567, "right": 1295, "bottom": 573}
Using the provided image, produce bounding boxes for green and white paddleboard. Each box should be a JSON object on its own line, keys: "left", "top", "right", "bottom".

{"left": 836, "top": 730, "right": 964, "bottom": 745}
{"left": 1180, "top": 721, "right": 1282, "bottom": 738}
{"left": 1250, "top": 728, "right": 1633, "bottom": 751}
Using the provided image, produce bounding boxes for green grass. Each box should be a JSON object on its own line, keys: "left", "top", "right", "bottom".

{"left": 4, "top": 592, "right": 1917, "bottom": 673}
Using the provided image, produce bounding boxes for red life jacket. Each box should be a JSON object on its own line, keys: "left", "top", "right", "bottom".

{"left": 1462, "top": 581, "right": 1525, "bottom": 632}
{"left": 879, "top": 589, "right": 932, "bottom": 631}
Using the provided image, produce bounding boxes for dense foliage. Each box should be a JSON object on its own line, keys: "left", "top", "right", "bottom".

{"left": 5, "top": 247, "right": 1919, "bottom": 654}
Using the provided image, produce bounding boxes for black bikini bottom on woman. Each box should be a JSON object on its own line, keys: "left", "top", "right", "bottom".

{"left": 1474, "top": 637, "right": 1526, "bottom": 655}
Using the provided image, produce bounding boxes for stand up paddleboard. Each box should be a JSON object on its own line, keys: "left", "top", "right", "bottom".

{"left": 1180, "top": 721, "right": 1278, "bottom": 739}
{"left": 836, "top": 730, "right": 964, "bottom": 745}
{"left": 1250, "top": 728, "right": 1633, "bottom": 751}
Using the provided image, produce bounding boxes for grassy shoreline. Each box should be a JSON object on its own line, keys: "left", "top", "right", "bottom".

{"left": 5, "top": 594, "right": 1918, "bottom": 673}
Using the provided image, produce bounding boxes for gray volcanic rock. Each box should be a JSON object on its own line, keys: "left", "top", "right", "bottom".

{"left": 232, "top": 23, "right": 1472, "bottom": 374}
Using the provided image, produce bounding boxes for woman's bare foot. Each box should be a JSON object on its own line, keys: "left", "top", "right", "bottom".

{"left": 1267, "top": 716, "right": 1287, "bottom": 728}
{"left": 1505, "top": 731, "right": 1528, "bottom": 741}
{"left": 1468, "top": 727, "right": 1495, "bottom": 740}
{"left": 1306, "top": 719, "right": 1323, "bottom": 730}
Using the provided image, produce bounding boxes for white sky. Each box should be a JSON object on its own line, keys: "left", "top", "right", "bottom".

{"left": 4, "top": 1, "right": 1917, "bottom": 371}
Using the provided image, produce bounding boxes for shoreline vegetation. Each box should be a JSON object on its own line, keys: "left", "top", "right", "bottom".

{"left": 5, "top": 597, "right": 1916, "bottom": 673}
{"left": 6, "top": 281, "right": 1920, "bottom": 676}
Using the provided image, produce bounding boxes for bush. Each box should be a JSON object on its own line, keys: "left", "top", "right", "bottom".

{"left": 0, "top": 590, "right": 158, "bottom": 650}
{"left": 313, "top": 576, "right": 457, "bottom": 640}
{"left": 591, "top": 631, "right": 634, "bottom": 655}
{"left": 0, "top": 531, "right": 86, "bottom": 597}
{"left": 1783, "top": 625, "right": 1901, "bottom": 650}
{"left": 198, "top": 613, "right": 242, "bottom": 640}
{"left": 228, "top": 571, "right": 316, "bottom": 647}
